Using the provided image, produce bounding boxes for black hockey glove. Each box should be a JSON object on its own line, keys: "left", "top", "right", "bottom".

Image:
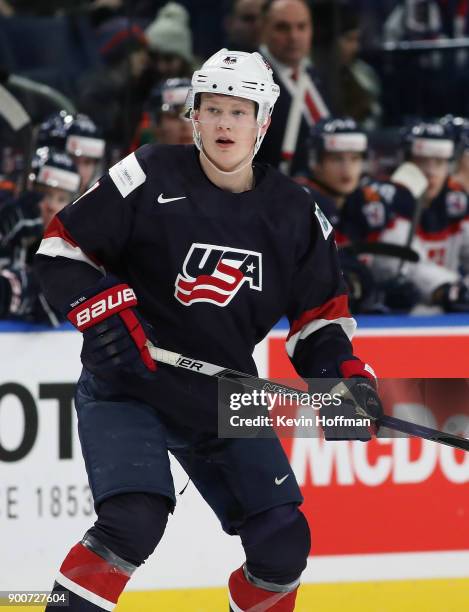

{"left": 338, "top": 250, "right": 378, "bottom": 314}
{"left": 380, "top": 274, "right": 421, "bottom": 313}
{"left": 65, "top": 275, "right": 157, "bottom": 377}
{"left": 0, "top": 191, "right": 43, "bottom": 248}
{"left": 433, "top": 281, "right": 469, "bottom": 313}
{"left": 319, "top": 360, "right": 383, "bottom": 441}
{"left": 0, "top": 265, "right": 41, "bottom": 319}
{"left": 0, "top": 264, "right": 60, "bottom": 325}
{"left": 0, "top": 268, "right": 20, "bottom": 318}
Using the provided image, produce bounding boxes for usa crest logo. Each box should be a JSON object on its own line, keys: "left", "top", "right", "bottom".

{"left": 175, "top": 243, "right": 262, "bottom": 306}
{"left": 223, "top": 56, "right": 237, "bottom": 65}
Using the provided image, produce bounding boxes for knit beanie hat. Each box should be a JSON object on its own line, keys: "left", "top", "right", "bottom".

{"left": 145, "top": 2, "right": 193, "bottom": 63}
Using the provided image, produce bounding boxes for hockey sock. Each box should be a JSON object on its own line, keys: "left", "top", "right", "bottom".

{"left": 47, "top": 582, "right": 105, "bottom": 611}
{"left": 228, "top": 564, "right": 299, "bottom": 612}
{"left": 239, "top": 504, "right": 310, "bottom": 585}
{"left": 46, "top": 533, "right": 136, "bottom": 611}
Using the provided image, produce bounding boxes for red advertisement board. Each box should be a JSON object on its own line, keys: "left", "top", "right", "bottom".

{"left": 268, "top": 327, "right": 469, "bottom": 556}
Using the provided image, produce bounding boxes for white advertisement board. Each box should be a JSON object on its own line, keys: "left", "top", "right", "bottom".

{"left": 2, "top": 329, "right": 469, "bottom": 592}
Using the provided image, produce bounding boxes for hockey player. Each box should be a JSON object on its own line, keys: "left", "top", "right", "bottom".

{"left": 298, "top": 117, "right": 381, "bottom": 312}
{"left": 0, "top": 148, "right": 80, "bottom": 324}
{"left": 443, "top": 115, "right": 469, "bottom": 193}
{"left": 0, "top": 114, "right": 73, "bottom": 264}
{"left": 37, "top": 111, "right": 106, "bottom": 194}
{"left": 36, "top": 110, "right": 73, "bottom": 151}
{"left": 300, "top": 117, "right": 428, "bottom": 243}
{"left": 150, "top": 77, "right": 194, "bottom": 145}
{"left": 0, "top": 147, "right": 81, "bottom": 264}
{"left": 132, "top": 78, "right": 193, "bottom": 147}
{"left": 377, "top": 120, "right": 469, "bottom": 312}
{"left": 299, "top": 117, "right": 423, "bottom": 312}
{"left": 35, "top": 50, "right": 382, "bottom": 611}
{"left": 298, "top": 117, "right": 370, "bottom": 241}
{"left": 65, "top": 114, "right": 106, "bottom": 193}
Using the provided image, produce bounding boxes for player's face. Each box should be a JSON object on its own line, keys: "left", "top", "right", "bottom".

{"left": 37, "top": 186, "right": 71, "bottom": 228}
{"left": 155, "top": 111, "right": 193, "bottom": 145}
{"left": 314, "top": 151, "right": 363, "bottom": 195}
{"left": 74, "top": 156, "right": 98, "bottom": 192}
{"left": 412, "top": 156, "right": 449, "bottom": 200}
{"left": 263, "top": 0, "right": 312, "bottom": 68}
{"left": 195, "top": 94, "right": 265, "bottom": 170}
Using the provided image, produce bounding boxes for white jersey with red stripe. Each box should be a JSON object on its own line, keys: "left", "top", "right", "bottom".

{"left": 35, "top": 144, "right": 363, "bottom": 379}
{"left": 413, "top": 176, "right": 469, "bottom": 273}
{"left": 369, "top": 176, "right": 468, "bottom": 299}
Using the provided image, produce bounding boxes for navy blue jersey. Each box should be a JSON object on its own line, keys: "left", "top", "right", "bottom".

{"left": 299, "top": 180, "right": 341, "bottom": 230}
{"left": 301, "top": 178, "right": 407, "bottom": 246}
{"left": 35, "top": 144, "right": 359, "bottom": 381}
{"left": 364, "top": 176, "right": 465, "bottom": 297}
{"left": 349, "top": 180, "right": 414, "bottom": 240}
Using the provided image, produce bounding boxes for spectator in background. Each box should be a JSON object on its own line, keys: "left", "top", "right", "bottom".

{"left": 384, "top": 0, "right": 444, "bottom": 43}
{"left": 314, "top": 4, "right": 382, "bottom": 130}
{"left": 0, "top": 0, "right": 13, "bottom": 16}
{"left": 78, "top": 18, "right": 151, "bottom": 152}
{"left": 256, "top": 0, "right": 329, "bottom": 175}
{"left": 86, "top": 0, "right": 125, "bottom": 29}
{"left": 0, "top": 0, "right": 62, "bottom": 15}
{"left": 224, "top": 0, "right": 266, "bottom": 53}
{"left": 145, "top": 2, "right": 194, "bottom": 80}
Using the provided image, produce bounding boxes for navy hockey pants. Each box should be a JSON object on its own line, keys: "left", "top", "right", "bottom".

{"left": 75, "top": 367, "right": 303, "bottom": 534}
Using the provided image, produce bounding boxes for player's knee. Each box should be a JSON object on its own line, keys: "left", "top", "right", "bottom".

{"left": 239, "top": 504, "right": 311, "bottom": 584}
{"left": 87, "top": 492, "right": 172, "bottom": 565}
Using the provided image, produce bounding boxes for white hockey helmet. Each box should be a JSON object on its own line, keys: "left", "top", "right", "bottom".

{"left": 187, "top": 48, "right": 280, "bottom": 156}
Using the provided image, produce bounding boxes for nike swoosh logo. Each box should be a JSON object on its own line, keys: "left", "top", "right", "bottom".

{"left": 275, "top": 474, "right": 290, "bottom": 485}
{"left": 157, "top": 193, "right": 186, "bottom": 204}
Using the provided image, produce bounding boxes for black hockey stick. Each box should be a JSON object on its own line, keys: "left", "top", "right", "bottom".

{"left": 340, "top": 241, "right": 420, "bottom": 263}
{"left": 147, "top": 343, "right": 469, "bottom": 452}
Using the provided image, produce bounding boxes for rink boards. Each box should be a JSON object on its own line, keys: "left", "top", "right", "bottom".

{"left": 1, "top": 314, "right": 469, "bottom": 610}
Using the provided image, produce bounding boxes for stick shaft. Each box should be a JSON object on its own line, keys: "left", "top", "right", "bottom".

{"left": 147, "top": 342, "right": 469, "bottom": 452}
